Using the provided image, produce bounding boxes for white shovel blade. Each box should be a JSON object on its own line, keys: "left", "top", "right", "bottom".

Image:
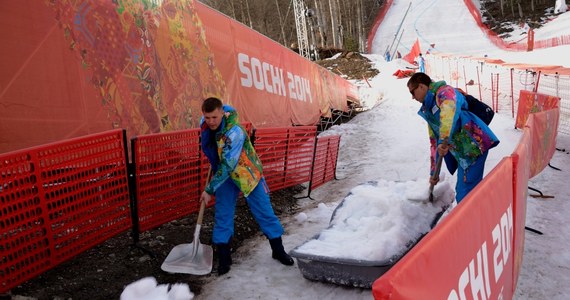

{"left": 161, "top": 241, "right": 213, "bottom": 275}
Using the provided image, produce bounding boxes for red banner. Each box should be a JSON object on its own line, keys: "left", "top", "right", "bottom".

{"left": 0, "top": 0, "right": 356, "bottom": 154}
{"left": 195, "top": 3, "right": 351, "bottom": 127}
{"left": 509, "top": 128, "right": 532, "bottom": 293}
{"left": 373, "top": 159, "right": 515, "bottom": 299}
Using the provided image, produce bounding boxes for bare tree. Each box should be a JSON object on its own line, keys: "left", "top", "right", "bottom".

{"left": 198, "top": 0, "right": 382, "bottom": 54}
{"left": 244, "top": 0, "right": 253, "bottom": 28}
{"left": 511, "top": 0, "right": 515, "bottom": 17}
{"left": 275, "top": 0, "right": 288, "bottom": 45}
{"left": 313, "top": 0, "right": 326, "bottom": 48}
{"left": 500, "top": 0, "right": 504, "bottom": 16}
{"left": 328, "top": 0, "right": 340, "bottom": 48}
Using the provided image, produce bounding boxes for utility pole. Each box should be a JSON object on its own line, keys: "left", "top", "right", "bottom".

{"left": 292, "top": 0, "right": 310, "bottom": 59}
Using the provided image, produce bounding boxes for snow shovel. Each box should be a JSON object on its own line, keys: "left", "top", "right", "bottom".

{"left": 428, "top": 151, "right": 445, "bottom": 202}
{"left": 408, "top": 140, "right": 447, "bottom": 203}
{"left": 161, "top": 171, "right": 213, "bottom": 275}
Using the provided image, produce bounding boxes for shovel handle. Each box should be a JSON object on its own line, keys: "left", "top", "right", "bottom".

{"left": 197, "top": 167, "right": 212, "bottom": 226}
{"left": 196, "top": 200, "right": 206, "bottom": 226}
{"left": 429, "top": 140, "right": 448, "bottom": 196}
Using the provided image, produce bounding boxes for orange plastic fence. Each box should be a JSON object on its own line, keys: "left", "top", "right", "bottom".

{"left": 253, "top": 127, "right": 317, "bottom": 191}
{"left": 1, "top": 125, "right": 340, "bottom": 292}
{"left": 1, "top": 129, "right": 131, "bottom": 293}
{"left": 131, "top": 129, "right": 208, "bottom": 233}
{"left": 310, "top": 135, "right": 341, "bottom": 191}
{"left": 131, "top": 122, "right": 251, "bottom": 233}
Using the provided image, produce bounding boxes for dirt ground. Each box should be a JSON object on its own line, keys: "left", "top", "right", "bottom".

{"left": 8, "top": 186, "right": 304, "bottom": 299}
{"left": 315, "top": 51, "right": 380, "bottom": 80}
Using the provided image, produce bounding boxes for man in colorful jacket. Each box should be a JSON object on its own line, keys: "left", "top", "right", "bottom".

{"left": 199, "top": 97, "right": 294, "bottom": 275}
{"left": 407, "top": 73, "right": 500, "bottom": 203}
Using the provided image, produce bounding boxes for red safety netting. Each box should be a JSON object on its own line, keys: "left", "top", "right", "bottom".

{"left": 367, "top": 0, "right": 395, "bottom": 53}
{"left": 253, "top": 127, "right": 317, "bottom": 191}
{"left": 1, "top": 129, "right": 131, "bottom": 293}
{"left": 310, "top": 135, "right": 341, "bottom": 191}
{"left": 131, "top": 129, "right": 209, "bottom": 233}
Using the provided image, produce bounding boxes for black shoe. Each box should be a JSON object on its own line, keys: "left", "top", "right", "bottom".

{"left": 269, "top": 237, "right": 294, "bottom": 266}
{"left": 216, "top": 243, "right": 232, "bottom": 275}
{"left": 218, "top": 263, "right": 231, "bottom": 275}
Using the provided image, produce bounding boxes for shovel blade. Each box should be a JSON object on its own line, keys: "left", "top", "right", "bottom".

{"left": 161, "top": 241, "right": 213, "bottom": 275}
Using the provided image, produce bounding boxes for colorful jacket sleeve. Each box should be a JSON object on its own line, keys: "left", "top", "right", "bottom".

{"left": 205, "top": 125, "right": 246, "bottom": 194}
{"left": 435, "top": 86, "right": 458, "bottom": 143}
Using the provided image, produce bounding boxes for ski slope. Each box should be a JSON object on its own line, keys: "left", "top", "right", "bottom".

{"left": 371, "top": 0, "right": 570, "bottom": 68}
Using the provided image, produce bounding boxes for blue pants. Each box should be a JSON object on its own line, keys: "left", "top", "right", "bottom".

{"left": 212, "top": 177, "right": 284, "bottom": 244}
{"left": 456, "top": 151, "right": 488, "bottom": 203}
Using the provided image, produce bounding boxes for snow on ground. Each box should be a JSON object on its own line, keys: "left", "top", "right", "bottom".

{"left": 122, "top": 1, "right": 570, "bottom": 299}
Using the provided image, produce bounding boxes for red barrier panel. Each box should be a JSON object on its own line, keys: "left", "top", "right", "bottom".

{"left": 1, "top": 129, "right": 130, "bottom": 293}
{"left": 310, "top": 135, "right": 341, "bottom": 190}
{"left": 131, "top": 129, "right": 209, "bottom": 232}
{"left": 373, "top": 158, "right": 515, "bottom": 299}
{"left": 510, "top": 128, "right": 532, "bottom": 293}
{"left": 515, "top": 90, "right": 560, "bottom": 129}
{"left": 253, "top": 127, "right": 316, "bottom": 191}
{"left": 526, "top": 109, "right": 560, "bottom": 178}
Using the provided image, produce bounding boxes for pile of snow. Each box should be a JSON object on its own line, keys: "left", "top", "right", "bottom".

{"left": 120, "top": 277, "right": 193, "bottom": 300}
{"left": 292, "top": 178, "right": 454, "bottom": 262}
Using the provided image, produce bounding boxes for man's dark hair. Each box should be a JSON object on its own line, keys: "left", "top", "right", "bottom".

{"left": 408, "top": 72, "right": 432, "bottom": 87}
{"left": 202, "top": 97, "right": 223, "bottom": 113}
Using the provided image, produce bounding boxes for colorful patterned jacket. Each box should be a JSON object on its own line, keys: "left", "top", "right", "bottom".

{"left": 200, "top": 105, "right": 263, "bottom": 197}
{"left": 417, "top": 81, "right": 500, "bottom": 175}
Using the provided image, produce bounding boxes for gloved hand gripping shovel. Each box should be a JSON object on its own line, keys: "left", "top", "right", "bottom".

{"left": 161, "top": 169, "right": 213, "bottom": 275}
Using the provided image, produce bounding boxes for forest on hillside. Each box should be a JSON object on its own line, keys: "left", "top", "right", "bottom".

{"left": 198, "top": 0, "right": 384, "bottom": 56}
